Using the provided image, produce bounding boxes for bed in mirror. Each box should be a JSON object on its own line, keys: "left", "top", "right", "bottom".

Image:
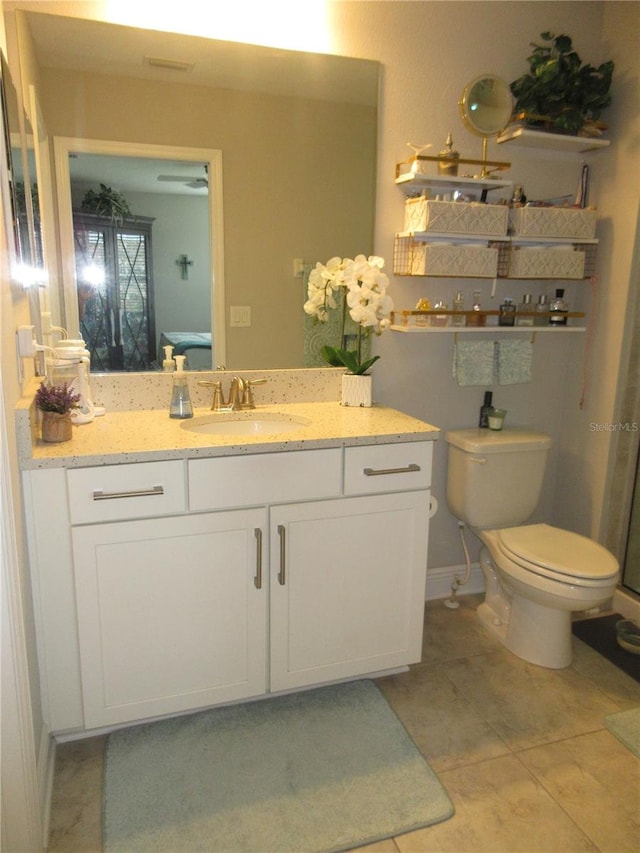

{"left": 20, "top": 11, "right": 380, "bottom": 372}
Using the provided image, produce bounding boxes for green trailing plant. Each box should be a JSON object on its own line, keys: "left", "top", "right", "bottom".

{"left": 81, "top": 184, "right": 132, "bottom": 224}
{"left": 510, "top": 32, "right": 613, "bottom": 135}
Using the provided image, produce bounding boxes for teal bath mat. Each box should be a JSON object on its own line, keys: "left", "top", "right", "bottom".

{"left": 104, "top": 680, "right": 454, "bottom": 852}
{"left": 605, "top": 706, "right": 640, "bottom": 757}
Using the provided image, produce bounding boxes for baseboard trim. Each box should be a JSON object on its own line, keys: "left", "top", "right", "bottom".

{"left": 426, "top": 562, "right": 485, "bottom": 601}
{"left": 38, "top": 723, "right": 56, "bottom": 849}
{"left": 613, "top": 587, "right": 640, "bottom": 622}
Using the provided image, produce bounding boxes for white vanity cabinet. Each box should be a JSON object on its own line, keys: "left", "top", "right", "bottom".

{"left": 24, "top": 441, "right": 433, "bottom": 734}
{"left": 269, "top": 490, "right": 430, "bottom": 692}
{"left": 71, "top": 508, "right": 268, "bottom": 728}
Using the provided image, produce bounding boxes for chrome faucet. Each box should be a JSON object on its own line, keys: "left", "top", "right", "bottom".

{"left": 198, "top": 377, "right": 267, "bottom": 411}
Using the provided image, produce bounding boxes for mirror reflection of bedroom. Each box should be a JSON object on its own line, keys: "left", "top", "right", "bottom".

{"left": 68, "top": 152, "right": 213, "bottom": 372}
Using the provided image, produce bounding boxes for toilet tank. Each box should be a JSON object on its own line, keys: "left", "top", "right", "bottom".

{"left": 445, "top": 428, "right": 552, "bottom": 529}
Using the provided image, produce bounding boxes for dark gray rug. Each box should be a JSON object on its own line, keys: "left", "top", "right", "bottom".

{"left": 572, "top": 613, "right": 640, "bottom": 681}
{"left": 104, "top": 680, "right": 454, "bottom": 852}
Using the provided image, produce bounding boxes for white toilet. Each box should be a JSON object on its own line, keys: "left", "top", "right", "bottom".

{"left": 445, "top": 428, "right": 619, "bottom": 668}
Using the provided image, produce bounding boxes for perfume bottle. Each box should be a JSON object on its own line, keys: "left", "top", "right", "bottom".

{"left": 499, "top": 298, "right": 516, "bottom": 326}
{"left": 549, "top": 289, "right": 568, "bottom": 326}
{"left": 451, "top": 291, "right": 466, "bottom": 327}
{"left": 467, "top": 289, "right": 485, "bottom": 327}
{"left": 415, "top": 297, "right": 431, "bottom": 327}
{"left": 534, "top": 294, "right": 549, "bottom": 327}
{"left": 516, "top": 293, "right": 534, "bottom": 326}
{"left": 431, "top": 300, "right": 449, "bottom": 327}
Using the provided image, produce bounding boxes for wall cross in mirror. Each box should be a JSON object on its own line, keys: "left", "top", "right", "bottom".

{"left": 177, "top": 253, "right": 194, "bottom": 280}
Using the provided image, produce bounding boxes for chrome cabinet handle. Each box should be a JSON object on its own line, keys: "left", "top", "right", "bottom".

{"left": 92, "top": 485, "right": 164, "bottom": 501}
{"left": 363, "top": 463, "right": 421, "bottom": 477}
{"left": 277, "top": 524, "right": 286, "bottom": 585}
{"left": 254, "top": 528, "right": 263, "bottom": 589}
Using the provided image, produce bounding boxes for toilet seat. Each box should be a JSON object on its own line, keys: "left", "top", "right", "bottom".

{"left": 495, "top": 524, "right": 619, "bottom": 588}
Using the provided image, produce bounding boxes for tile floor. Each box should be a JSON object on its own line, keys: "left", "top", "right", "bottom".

{"left": 48, "top": 595, "right": 640, "bottom": 853}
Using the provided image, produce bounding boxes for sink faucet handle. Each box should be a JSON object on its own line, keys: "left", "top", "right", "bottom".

{"left": 243, "top": 377, "right": 267, "bottom": 409}
{"left": 197, "top": 379, "right": 225, "bottom": 411}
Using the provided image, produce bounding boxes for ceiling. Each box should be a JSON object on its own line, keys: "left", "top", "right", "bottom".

{"left": 68, "top": 153, "right": 209, "bottom": 197}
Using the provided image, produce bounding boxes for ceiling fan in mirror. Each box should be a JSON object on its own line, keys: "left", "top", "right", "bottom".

{"left": 157, "top": 164, "right": 208, "bottom": 189}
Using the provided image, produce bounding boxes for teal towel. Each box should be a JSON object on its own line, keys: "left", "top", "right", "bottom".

{"left": 498, "top": 339, "right": 533, "bottom": 385}
{"left": 452, "top": 340, "right": 496, "bottom": 386}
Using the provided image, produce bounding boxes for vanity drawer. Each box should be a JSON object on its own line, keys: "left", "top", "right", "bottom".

{"left": 189, "top": 448, "right": 342, "bottom": 510}
{"left": 343, "top": 441, "right": 433, "bottom": 495}
{"left": 67, "top": 461, "right": 187, "bottom": 524}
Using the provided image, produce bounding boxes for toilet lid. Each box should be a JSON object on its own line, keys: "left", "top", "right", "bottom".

{"left": 497, "top": 524, "right": 619, "bottom": 581}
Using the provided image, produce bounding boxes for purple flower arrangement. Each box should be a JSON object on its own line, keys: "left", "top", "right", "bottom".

{"left": 35, "top": 382, "right": 81, "bottom": 414}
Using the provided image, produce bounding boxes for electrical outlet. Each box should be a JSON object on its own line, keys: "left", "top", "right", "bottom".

{"left": 230, "top": 306, "right": 251, "bottom": 327}
{"left": 17, "top": 325, "right": 36, "bottom": 357}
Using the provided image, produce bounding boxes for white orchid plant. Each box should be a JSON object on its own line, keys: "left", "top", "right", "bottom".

{"left": 303, "top": 255, "right": 394, "bottom": 374}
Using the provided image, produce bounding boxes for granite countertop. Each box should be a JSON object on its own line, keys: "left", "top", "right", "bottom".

{"left": 18, "top": 401, "right": 440, "bottom": 470}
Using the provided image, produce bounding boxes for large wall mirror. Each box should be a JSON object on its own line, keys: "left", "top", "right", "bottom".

{"left": 54, "top": 137, "right": 225, "bottom": 372}
{"left": 1, "top": 47, "right": 47, "bottom": 349}
{"left": 21, "top": 11, "right": 380, "bottom": 372}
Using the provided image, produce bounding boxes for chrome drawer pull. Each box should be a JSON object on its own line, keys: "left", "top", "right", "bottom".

{"left": 92, "top": 485, "right": 164, "bottom": 501}
{"left": 363, "top": 463, "right": 421, "bottom": 477}
{"left": 254, "top": 528, "right": 263, "bottom": 590}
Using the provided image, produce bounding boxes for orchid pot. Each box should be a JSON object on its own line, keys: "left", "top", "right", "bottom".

{"left": 341, "top": 373, "right": 373, "bottom": 408}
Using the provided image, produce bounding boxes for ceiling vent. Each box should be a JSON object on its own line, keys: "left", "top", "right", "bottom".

{"left": 143, "top": 56, "right": 194, "bottom": 73}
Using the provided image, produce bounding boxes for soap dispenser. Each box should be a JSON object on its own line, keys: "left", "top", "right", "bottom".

{"left": 162, "top": 345, "right": 175, "bottom": 372}
{"left": 169, "top": 355, "right": 193, "bottom": 419}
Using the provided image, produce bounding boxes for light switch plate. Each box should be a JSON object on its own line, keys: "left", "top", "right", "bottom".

{"left": 230, "top": 306, "right": 251, "bottom": 327}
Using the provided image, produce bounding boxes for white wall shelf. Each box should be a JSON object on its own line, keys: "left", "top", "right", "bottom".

{"left": 395, "top": 173, "right": 512, "bottom": 197}
{"left": 397, "top": 232, "right": 598, "bottom": 246}
{"left": 496, "top": 126, "right": 610, "bottom": 153}
{"left": 390, "top": 325, "right": 586, "bottom": 334}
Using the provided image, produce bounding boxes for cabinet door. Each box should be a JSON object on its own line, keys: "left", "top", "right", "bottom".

{"left": 72, "top": 509, "right": 267, "bottom": 728}
{"left": 270, "top": 491, "right": 430, "bottom": 692}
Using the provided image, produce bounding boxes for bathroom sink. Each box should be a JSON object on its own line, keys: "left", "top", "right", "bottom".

{"left": 181, "top": 412, "right": 312, "bottom": 436}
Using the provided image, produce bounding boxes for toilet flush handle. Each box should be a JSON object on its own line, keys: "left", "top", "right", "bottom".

{"left": 470, "top": 457, "right": 488, "bottom": 464}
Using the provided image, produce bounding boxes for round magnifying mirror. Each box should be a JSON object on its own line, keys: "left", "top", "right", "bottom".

{"left": 459, "top": 74, "right": 513, "bottom": 176}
